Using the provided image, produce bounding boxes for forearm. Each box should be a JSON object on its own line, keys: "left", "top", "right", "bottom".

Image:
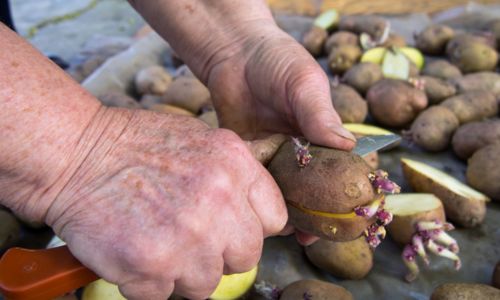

{"left": 129, "top": 0, "right": 275, "bottom": 83}
{"left": 0, "top": 24, "right": 104, "bottom": 221}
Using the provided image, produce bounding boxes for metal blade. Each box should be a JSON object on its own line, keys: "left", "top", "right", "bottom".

{"left": 353, "top": 135, "right": 401, "bottom": 157}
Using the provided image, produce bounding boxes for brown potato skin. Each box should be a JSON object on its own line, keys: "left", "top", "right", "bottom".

{"left": 493, "top": 261, "right": 500, "bottom": 289}
{"left": 415, "top": 24, "right": 454, "bottom": 55}
{"left": 451, "top": 72, "right": 500, "bottom": 97}
{"left": 381, "top": 33, "right": 407, "bottom": 48}
{"left": 431, "top": 283, "right": 500, "bottom": 300}
{"left": 421, "top": 76, "right": 456, "bottom": 105}
{"left": 280, "top": 280, "right": 353, "bottom": 300}
{"left": 387, "top": 200, "right": 446, "bottom": 245}
{"left": 440, "top": 90, "right": 498, "bottom": 124}
{"left": 268, "top": 141, "right": 376, "bottom": 241}
{"left": 446, "top": 33, "right": 497, "bottom": 57}
{"left": 305, "top": 237, "right": 373, "bottom": 279}
{"left": 302, "top": 26, "right": 328, "bottom": 57}
{"left": 422, "top": 60, "right": 462, "bottom": 80}
{"left": 401, "top": 160, "right": 486, "bottom": 227}
{"left": 324, "top": 31, "right": 359, "bottom": 54}
{"left": 367, "top": 79, "right": 428, "bottom": 128}
{"left": 162, "top": 77, "right": 211, "bottom": 113}
{"left": 409, "top": 106, "right": 459, "bottom": 152}
{"left": 331, "top": 84, "right": 367, "bottom": 123}
{"left": 452, "top": 119, "right": 500, "bottom": 160}
{"left": 449, "top": 42, "right": 498, "bottom": 73}
{"left": 328, "top": 45, "right": 362, "bottom": 74}
{"left": 339, "top": 15, "right": 387, "bottom": 41}
{"left": 342, "top": 62, "right": 383, "bottom": 95}
{"left": 466, "top": 143, "right": 500, "bottom": 202}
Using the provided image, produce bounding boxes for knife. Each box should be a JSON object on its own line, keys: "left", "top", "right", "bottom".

{"left": 0, "top": 134, "right": 401, "bottom": 300}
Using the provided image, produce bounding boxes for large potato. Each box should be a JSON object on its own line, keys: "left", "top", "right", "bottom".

{"left": 302, "top": 26, "right": 328, "bottom": 57}
{"left": 466, "top": 143, "right": 500, "bottom": 202}
{"left": 330, "top": 83, "right": 367, "bottom": 123}
{"left": 367, "top": 79, "right": 428, "bottom": 128}
{"left": 449, "top": 42, "right": 498, "bottom": 73}
{"left": 451, "top": 72, "right": 500, "bottom": 97}
{"left": 305, "top": 236, "right": 373, "bottom": 279}
{"left": 415, "top": 24, "right": 454, "bottom": 55}
{"left": 452, "top": 119, "right": 500, "bottom": 160}
{"left": 342, "top": 62, "right": 383, "bottom": 95}
{"left": 440, "top": 90, "right": 498, "bottom": 124}
{"left": 268, "top": 141, "right": 377, "bottom": 241}
{"left": 280, "top": 280, "right": 353, "bottom": 300}
{"left": 420, "top": 76, "right": 456, "bottom": 105}
{"left": 431, "top": 283, "right": 500, "bottom": 300}
{"left": 401, "top": 158, "right": 488, "bottom": 227}
{"left": 422, "top": 60, "right": 462, "bottom": 80}
{"left": 446, "top": 33, "right": 497, "bottom": 57}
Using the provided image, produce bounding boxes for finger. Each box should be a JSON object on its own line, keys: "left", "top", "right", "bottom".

{"left": 247, "top": 133, "right": 287, "bottom": 165}
{"left": 174, "top": 256, "right": 224, "bottom": 300}
{"left": 119, "top": 279, "right": 174, "bottom": 300}
{"left": 287, "top": 63, "right": 356, "bottom": 150}
{"left": 295, "top": 230, "right": 320, "bottom": 246}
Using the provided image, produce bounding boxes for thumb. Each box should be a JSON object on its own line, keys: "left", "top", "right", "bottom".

{"left": 247, "top": 133, "right": 287, "bottom": 165}
{"left": 287, "top": 69, "right": 356, "bottom": 150}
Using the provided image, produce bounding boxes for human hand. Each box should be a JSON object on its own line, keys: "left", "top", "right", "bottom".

{"left": 44, "top": 107, "right": 287, "bottom": 300}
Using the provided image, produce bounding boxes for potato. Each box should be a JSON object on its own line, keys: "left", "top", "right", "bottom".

{"left": 162, "top": 77, "right": 211, "bottom": 113}
{"left": 367, "top": 79, "right": 428, "bottom": 128}
{"left": 210, "top": 266, "right": 258, "bottom": 300}
{"left": 343, "top": 123, "right": 394, "bottom": 136}
{"left": 408, "top": 106, "right": 459, "bottom": 152}
{"left": 330, "top": 83, "right": 367, "bottom": 123}
{"left": 302, "top": 26, "right": 328, "bottom": 57}
{"left": 268, "top": 141, "right": 378, "bottom": 241}
{"left": 382, "top": 33, "right": 407, "bottom": 48}
{"left": 401, "top": 158, "right": 488, "bottom": 227}
{"left": 280, "top": 279, "right": 353, "bottom": 300}
{"left": 0, "top": 210, "right": 21, "bottom": 251}
{"left": 420, "top": 76, "right": 456, "bottom": 105}
{"left": 440, "top": 90, "right": 498, "bottom": 124}
{"left": 430, "top": 283, "right": 500, "bottom": 300}
{"left": 466, "top": 143, "right": 500, "bottom": 202}
{"left": 305, "top": 236, "right": 373, "bottom": 279}
{"left": 134, "top": 65, "right": 172, "bottom": 95}
{"left": 342, "top": 62, "right": 383, "bottom": 95}
{"left": 446, "top": 33, "right": 497, "bottom": 57}
{"left": 198, "top": 109, "right": 219, "bottom": 128}
{"left": 248, "top": 134, "right": 287, "bottom": 166}
{"left": 414, "top": 24, "right": 454, "bottom": 55}
{"left": 451, "top": 72, "right": 500, "bottom": 97}
{"left": 452, "top": 119, "right": 500, "bottom": 159}
{"left": 385, "top": 193, "right": 445, "bottom": 244}
{"left": 493, "top": 261, "right": 500, "bottom": 289}
{"left": 422, "top": 60, "right": 462, "bottom": 80}
{"left": 98, "top": 92, "right": 141, "bottom": 109}
{"left": 149, "top": 104, "right": 195, "bottom": 117}
{"left": 327, "top": 44, "right": 362, "bottom": 74}
{"left": 339, "top": 15, "right": 388, "bottom": 41}
{"left": 82, "top": 279, "right": 126, "bottom": 300}
{"left": 324, "top": 31, "right": 359, "bottom": 54}
{"left": 449, "top": 42, "right": 498, "bottom": 73}
{"left": 363, "top": 151, "right": 379, "bottom": 169}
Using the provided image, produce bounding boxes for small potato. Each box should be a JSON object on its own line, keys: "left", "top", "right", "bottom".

{"left": 446, "top": 33, "right": 497, "bottom": 57}
{"left": 493, "top": 261, "right": 500, "bottom": 289}
{"left": 324, "top": 31, "right": 359, "bottom": 54}
{"left": 449, "top": 42, "right": 498, "bottom": 73}
{"left": 328, "top": 44, "right": 362, "bottom": 74}
{"left": 452, "top": 119, "right": 500, "bottom": 160}
{"left": 414, "top": 24, "right": 454, "bottom": 55}
{"left": 342, "top": 62, "right": 383, "bottom": 95}
{"left": 401, "top": 158, "right": 488, "bottom": 227}
{"left": 385, "top": 193, "right": 445, "bottom": 245}
{"left": 98, "top": 92, "right": 141, "bottom": 109}
{"left": 451, "top": 72, "right": 500, "bottom": 97}
{"left": 431, "top": 283, "right": 500, "bottom": 300}
{"left": 339, "top": 15, "right": 388, "bottom": 41}
{"left": 466, "top": 143, "right": 500, "bottom": 202}
{"left": 330, "top": 83, "right": 367, "bottom": 123}
{"left": 367, "top": 79, "right": 428, "bottom": 128}
{"left": 302, "top": 26, "right": 328, "bottom": 57}
{"left": 440, "top": 90, "right": 498, "bottom": 124}
{"left": 305, "top": 236, "right": 373, "bottom": 280}
{"left": 280, "top": 279, "right": 353, "bottom": 300}
{"left": 420, "top": 76, "right": 456, "bottom": 104}
{"left": 162, "top": 77, "right": 211, "bottom": 113}
{"left": 268, "top": 141, "right": 377, "bottom": 241}
{"left": 422, "top": 60, "right": 462, "bottom": 80}
{"left": 408, "top": 106, "right": 459, "bottom": 152}
{"left": 0, "top": 210, "right": 21, "bottom": 251}
{"left": 134, "top": 65, "right": 172, "bottom": 95}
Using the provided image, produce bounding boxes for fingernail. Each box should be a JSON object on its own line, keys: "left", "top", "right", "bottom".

{"left": 331, "top": 125, "right": 356, "bottom": 142}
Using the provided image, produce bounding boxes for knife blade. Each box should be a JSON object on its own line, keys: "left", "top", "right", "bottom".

{"left": 353, "top": 134, "right": 401, "bottom": 157}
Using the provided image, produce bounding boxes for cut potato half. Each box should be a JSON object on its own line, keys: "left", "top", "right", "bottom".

{"left": 401, "top": 158, "right": 488, "bottom": 228}
{"left": 385, "top": 193, "right": 445, "bottom": 244}
{"left": 210, "top": 266, "right": 258, "bottom": 300}
{"left": 343, "top": 123, "right": 394, "bottom": 136}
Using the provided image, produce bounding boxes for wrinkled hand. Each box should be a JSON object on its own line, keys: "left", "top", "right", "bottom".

{"left": 45, "top": 108, "right": 287, "bottom": 300}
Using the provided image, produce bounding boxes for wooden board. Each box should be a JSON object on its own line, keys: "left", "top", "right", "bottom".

{"left": 267, "top": 0, "right": 500, "bottom": 15}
